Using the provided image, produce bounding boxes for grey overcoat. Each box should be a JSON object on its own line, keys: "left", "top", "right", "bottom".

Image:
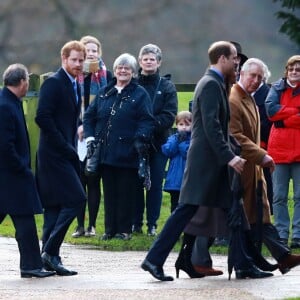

{"left": 180, "top": 69, "right": 235, "bottom": 236}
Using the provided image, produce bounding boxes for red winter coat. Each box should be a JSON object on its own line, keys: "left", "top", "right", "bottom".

{"left": 265, "top": 78, "right": 300, "bottom": 163}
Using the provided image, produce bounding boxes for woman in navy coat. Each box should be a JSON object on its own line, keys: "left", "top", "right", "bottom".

{"left": 84, "top": 53, "right": 154, "bottom": 240}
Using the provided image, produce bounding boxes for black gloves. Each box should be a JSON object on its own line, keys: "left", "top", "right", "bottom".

{"left": 177, "top": 131, "right": 188, "bottom": 142}
{"left": 134, "top": 139, "right": 148, "bottom": 156}
{"left": 86, "top": 140, "right": 97, "bottom": 159}
{"left": 274, "top": 120, "right": 284, "bottom": 128}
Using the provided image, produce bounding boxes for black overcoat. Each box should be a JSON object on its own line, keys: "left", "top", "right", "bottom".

{"left": 138, "top": 71, "right": 178, "bottom": 149}
{"left": 0, "top": 87, "right": 42, "bottom": 214}
{"left": 180, "top": 69, "right": 235, "bottom": 236}
{"left": 35, "top": 68, "right": 86, "bottom": 207}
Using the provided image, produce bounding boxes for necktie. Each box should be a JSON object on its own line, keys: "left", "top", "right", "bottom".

{"left": 73, "top": 81, "right": 78, "bottom": 103}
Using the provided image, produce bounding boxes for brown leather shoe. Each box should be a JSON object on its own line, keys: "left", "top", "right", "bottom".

{"left": 279, "top": 254, "right": 300, "bottom": 274}
{"left": 193, "top": 265, "right": 223, "bottom": 276}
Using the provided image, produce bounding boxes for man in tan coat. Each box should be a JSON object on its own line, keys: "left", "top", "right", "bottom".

{"left": 229, "top": 57, "right": 300, "bottom": 274}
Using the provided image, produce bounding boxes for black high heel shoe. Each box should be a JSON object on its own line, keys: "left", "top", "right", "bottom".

{"left": 175, "top": 253, "right": 205, "bottom": 278}
{"left": 175, "top": 233, "right": 205, "bottom": 278}
{"left": 235, "top": 265, "right": 273, "bottom": 279}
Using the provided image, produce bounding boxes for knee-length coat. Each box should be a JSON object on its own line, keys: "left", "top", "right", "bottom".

{"left": 35, "top": 68, "right": 86, "bottom": 207}
{"left": 229, "top": 84, "right": 271, "bottom": 224}
{"left": 180, "top": 69, "right": 236, "bottom": 237}
{"left": 0, "top": 87, "right": 42, "bottom": 215}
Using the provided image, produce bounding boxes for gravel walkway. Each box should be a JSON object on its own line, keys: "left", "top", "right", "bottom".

{"left": 0, "top": 237, "right": 299, "bottom": 299}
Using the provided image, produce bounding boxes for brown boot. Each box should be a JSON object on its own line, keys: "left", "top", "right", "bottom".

{"left": 193, "top": 265, "right": 223, "bottom": 276}
{"left": 278, "top": 254, "right": 300, "bottom": 274}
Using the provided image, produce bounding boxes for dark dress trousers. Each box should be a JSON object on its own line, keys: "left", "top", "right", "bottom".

{"left": 35, "top": 68, "right": 86, "bottom": 256}
{"left": 0, "top": 87, "right": 43, "bottom": 270}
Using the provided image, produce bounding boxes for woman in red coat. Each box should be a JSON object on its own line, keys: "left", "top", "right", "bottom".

{"left": 266, "top": 55, "right": 300, "bottom": 249}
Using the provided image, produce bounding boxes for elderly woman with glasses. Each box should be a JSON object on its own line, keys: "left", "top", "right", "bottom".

{"left": 266, "top": 55, "right": 300, "bottom": 249}
{"left": 83, "top": 53, "right": 154, "bottom": 241}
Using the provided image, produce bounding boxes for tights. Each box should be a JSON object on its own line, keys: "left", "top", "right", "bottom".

{"left": 77, "top": 162, "right": 101, "bottom": 228}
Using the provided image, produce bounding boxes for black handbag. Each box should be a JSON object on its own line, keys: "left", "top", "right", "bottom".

{"left": 84, "top": 139, "right": 102, "bottom": 176}
{"left": 84, "top": 92, "right": 121, "bottom": 176}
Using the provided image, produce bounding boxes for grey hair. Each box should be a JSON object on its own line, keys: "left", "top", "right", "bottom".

{"left": 138, "top": 44, "right": 162, "bottom": 62}
{"left": 3, "top": 63, "right": 28, "bottom": 86}
{"left": 113, "top": 53, "right": 138, "bottom": 77}
{"left": 262, "top": 62, "right": 271, "bottom": 83}
{"left": 241, "top": 58, "right": 265, "bottom": 73}
{"left": 241, "top": 58, "right": 271, "bottom": 82}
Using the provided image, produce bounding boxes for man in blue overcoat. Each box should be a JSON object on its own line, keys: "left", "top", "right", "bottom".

{"left": 0, "top": 63, "right": 55, "bottom": 278}
{"left": 35, "top": 41, "right": 86, "bottom": 276}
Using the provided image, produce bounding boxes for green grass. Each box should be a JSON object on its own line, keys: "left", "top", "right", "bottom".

{"left": 178, "top": 92, "right": 194, "bottom": 112}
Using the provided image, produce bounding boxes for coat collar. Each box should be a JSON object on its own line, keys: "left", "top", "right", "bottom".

{"left": 57, "top": 68, "right": 81, "bottom": 111}
{"left": 2, "top": 87, "right": 21, "bottom": 104}
{"left": 206, "top": 68, "right": 224, "bottom": 83}
{"left": 232, "top": 83, "right": 259, "bottom": 127}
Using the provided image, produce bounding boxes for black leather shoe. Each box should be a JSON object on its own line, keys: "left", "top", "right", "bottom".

{"left": 132, "top": 225, "right": 143, "bottom": 234}
{"left": 114, "top": 233, "right": 132, "bottom": 240}
{"left": 41, "top": 252, "right": 77, "bottom": 276}
{"left": 21, "top": 268, "right": 56, "bottom": 278}
{"left": 101, "top": 233, "right": 113, "bottom": 240}
{"left": 235, "top": 265, "right": 273, "bottom": 279}
{"left": 280, "top": 238, "right": 289, "bottom": 248}
{"left": 147, "top": 226, "right": 157, "bottom": 236}
{"left": 141, "top": 259, "right": 174, "bottom": 281}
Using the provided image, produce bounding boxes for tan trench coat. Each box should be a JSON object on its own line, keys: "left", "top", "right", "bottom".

{"left": 229, "top": 84, "right": 271, "bottom": 224}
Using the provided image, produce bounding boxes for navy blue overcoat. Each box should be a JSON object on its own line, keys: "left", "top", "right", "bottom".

{"left": 0, "top": 87, "right": 42, "bottom": 214}
{"left": 35, "top": 68, "right": 86, "bottom": 207}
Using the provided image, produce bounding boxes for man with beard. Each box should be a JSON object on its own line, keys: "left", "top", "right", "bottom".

{"left": 141, "top": 41, "right": 245, "bottom": 281}
{"left": 35, "top": 41, "right": 87, "bottom": 276}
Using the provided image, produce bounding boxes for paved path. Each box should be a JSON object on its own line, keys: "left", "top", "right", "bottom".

{"left": 0, "top": 236, "right": 299, "bottom": 299}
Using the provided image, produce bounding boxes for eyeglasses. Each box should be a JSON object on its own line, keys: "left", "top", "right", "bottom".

{"left": 116, "top": 66, "right": 131, "bottom": 71}
{"left": 287, "top": 67, "right": 300, "bottom": 72}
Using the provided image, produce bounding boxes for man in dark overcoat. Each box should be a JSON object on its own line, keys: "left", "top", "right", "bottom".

{"left": 35, "top": 41, "right": 86, "bottom": 276}
{"left": 141, "top": 41, "right": 245, "bottom": 281}
{"left": 0, "top": 64, "right": 55, "bottom": 278}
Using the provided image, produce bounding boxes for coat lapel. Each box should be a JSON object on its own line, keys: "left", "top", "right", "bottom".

{"left": 236, "top": 84, "right": 259, "bottom": 138}
{"left": 58, "top": 68, "right": 81, "bottom": 112}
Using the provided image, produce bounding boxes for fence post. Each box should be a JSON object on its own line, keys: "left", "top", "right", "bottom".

{"left": 23, "top": 73, "right": 40, "bottom": 171}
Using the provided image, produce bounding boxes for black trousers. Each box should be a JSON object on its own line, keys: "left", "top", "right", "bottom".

{"left": 42, "top": 203, "right": 83, "bottom": 256}
{"left": 101, "top": 165, "right": 139, "bottom": 235}
{"left": 192, "top": 236, "right": 215, "bottom": 267}
{"left": 251, "top": 223, "right": 290, "bottom": 261}
{"left": 0, "top": 214, "right": 42, "bottom": 270}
